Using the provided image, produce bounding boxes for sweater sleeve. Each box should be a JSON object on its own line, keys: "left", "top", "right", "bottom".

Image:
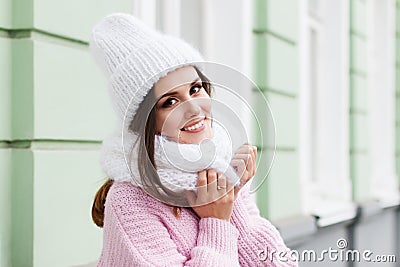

{"left": 230, "top": 184, "right": 298, "bottom": 267}
{"left": 98, "top": 184, "right": 240, "bottom": 267}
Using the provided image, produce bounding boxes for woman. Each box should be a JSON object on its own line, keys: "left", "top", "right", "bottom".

{"left": 90, "top": 13, "right": 297, "bottom": 266}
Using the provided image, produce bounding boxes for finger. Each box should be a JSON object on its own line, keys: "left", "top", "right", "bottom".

{"left": 246, "top": 153, "right": 254, "bottom": 175}
{"left": 236, "top": 144, "right": 257, "bottom": 171}
{"left": 207, "top": 169, "right": 218, "bottom": 191}
{"left": 251, "top": 146, "right": 257, "bottom": 176}
{"left": 252, "top": 145, "right": 258, "bottom": 158}
{"left": 197, "top": 170, "right": 207, "bottom": 196}
{"left": 250, "top": 146, "right": 256, "bottom": 163}
{"left": 248, "top": 153, "right": 254, "bottom": 177}
{"left": 240, "top": 153, "right": 254, "bottom": 175}
{"left": 233, "top": 154, "right": 251, "bottom": 174}
{"left": 217, "top": 173, "right": 227, "bottom": 193}
{"left": 230, "top": 158, "right": 246, "bottom": 178}
{"left": 231, "top": 158, "right": 251, "bottom": 186}
{"left": 232, "top": 154, "right": 251, "bottom": 173}
{"left": 234, "top": 144, "right": 253, "bottom": 155}
{"left": 241, "top": 169, "right": 250, "bottom": 185}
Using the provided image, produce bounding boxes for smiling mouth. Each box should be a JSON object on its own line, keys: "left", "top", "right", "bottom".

{"left": 181, "top": 118, "right": 206, "bottom": 132}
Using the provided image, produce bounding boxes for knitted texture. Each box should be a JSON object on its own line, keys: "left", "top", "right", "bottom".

{"left": 100, "top": 122, "right": 240, "bottom": 193}
{"left": 97, "top": 182, "right": 298, "bottom": 266}
{"left": 90, "top": 13, "right": 204, "bottom": 129}
{"left": 155, "top": 122, "right": 240, "bottom": 190}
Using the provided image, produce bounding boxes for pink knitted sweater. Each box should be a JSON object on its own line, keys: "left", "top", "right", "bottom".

{"left": 98, "top": 182, "right": 298, "bottom": 266}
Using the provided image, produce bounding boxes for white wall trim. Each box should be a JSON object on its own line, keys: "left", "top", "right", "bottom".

{"left": 367, "top": 0, "right": 400, "bottom": 206}
{"left": 157, "top": 0, "right": 181, "bottom": 36}
{"left": 200, "top": 0, "right": 254, "bottom": 129}
{"left": 299, "top": 0, "right": 353, "bottom": 219}
{"left": 132, "top": 0, "right": 157, "bottom": 28}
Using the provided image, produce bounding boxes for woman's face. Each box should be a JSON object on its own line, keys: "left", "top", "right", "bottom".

{"left": 154, "top": 66, "right": 213, "bottom": 144}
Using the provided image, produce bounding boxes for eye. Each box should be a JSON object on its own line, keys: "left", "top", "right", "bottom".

{"left": 190, "top": 83, "right": 203, "bottom": 95}
{"left": 162, "top": 98, "right": 178, "bottom": 108}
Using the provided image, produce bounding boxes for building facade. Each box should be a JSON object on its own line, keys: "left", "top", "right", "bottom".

{"left": 0, "top": 0, "right": 399, "bottom": 266}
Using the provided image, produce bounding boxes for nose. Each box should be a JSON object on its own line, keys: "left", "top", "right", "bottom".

{"left": 183, "top": 99, "right": 201, "bottom": 119}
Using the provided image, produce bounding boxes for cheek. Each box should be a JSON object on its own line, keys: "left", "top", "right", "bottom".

{"left": 199, "top": 97, "right": 212, "bottom": 114}
{"left": 156, "top": 110, "right": 182, "bottom": 133}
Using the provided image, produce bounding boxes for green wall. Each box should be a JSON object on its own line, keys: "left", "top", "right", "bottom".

{"left": 0, "top": 0, "right": 133, "bottom": 266}
{"left": 253, "top": 0, "right": 302, "bottom": 220}
{"left": 1, "top": 0, "right": 399, "bottom": 265}
{"left": 349, "top": 0, "right": 372, "bottom": 201}
{"left": 0, "top": 148, "right": 11, "bottom": 267}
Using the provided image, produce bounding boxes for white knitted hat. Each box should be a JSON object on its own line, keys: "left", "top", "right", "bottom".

{"left": 90, "top": 13, "right": 204, "bottom": 128}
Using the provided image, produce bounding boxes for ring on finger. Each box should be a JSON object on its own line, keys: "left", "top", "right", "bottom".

{"left": 217, "top": 185, "right": 226, "bottom": 190}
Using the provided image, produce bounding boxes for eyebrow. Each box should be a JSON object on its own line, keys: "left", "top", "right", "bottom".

{"left": 157, "top": 77, "right": 201, "bottom": 100}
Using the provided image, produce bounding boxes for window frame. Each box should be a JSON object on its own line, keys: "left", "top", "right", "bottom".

{"left": 299, "top": 0, "right": 356, "bottom": 226}
{"left": 366, "top": 0, "right": 400, "bottom": 207}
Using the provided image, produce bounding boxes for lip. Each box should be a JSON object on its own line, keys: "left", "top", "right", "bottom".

{"left": 181, "top": 117, "right": 206, "bottom": 130}
{"left": 182, "top": 120, "right": 206, "bottom": 133}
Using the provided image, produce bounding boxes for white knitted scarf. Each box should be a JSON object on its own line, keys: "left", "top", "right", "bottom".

{"left": 100, "top": 123, "right": 240, "bottom": 192}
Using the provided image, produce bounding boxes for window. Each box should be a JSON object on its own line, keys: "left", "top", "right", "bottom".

{"left": 366, "top": 0, "right": 400, "bottom": 207}
{"left": 299, "top": 0, "right": 356, "bottom": 226}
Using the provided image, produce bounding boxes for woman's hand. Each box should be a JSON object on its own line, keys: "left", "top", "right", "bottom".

{"left": 230, "top": 144, "right": 257, "bottom": 198}
{"left": 186, "top": 169, "right": 235, "bottom": 221}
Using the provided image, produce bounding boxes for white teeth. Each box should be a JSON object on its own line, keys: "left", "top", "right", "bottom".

{"left": 183, "top": 119, "right": 204, "bottom": 131}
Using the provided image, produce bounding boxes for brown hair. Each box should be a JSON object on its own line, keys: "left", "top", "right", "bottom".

{"left": 92, "top": 66, "right": 213, "bottom": 227}
{"left": 91, "top": 178, "right": 113, "bottom": 227}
